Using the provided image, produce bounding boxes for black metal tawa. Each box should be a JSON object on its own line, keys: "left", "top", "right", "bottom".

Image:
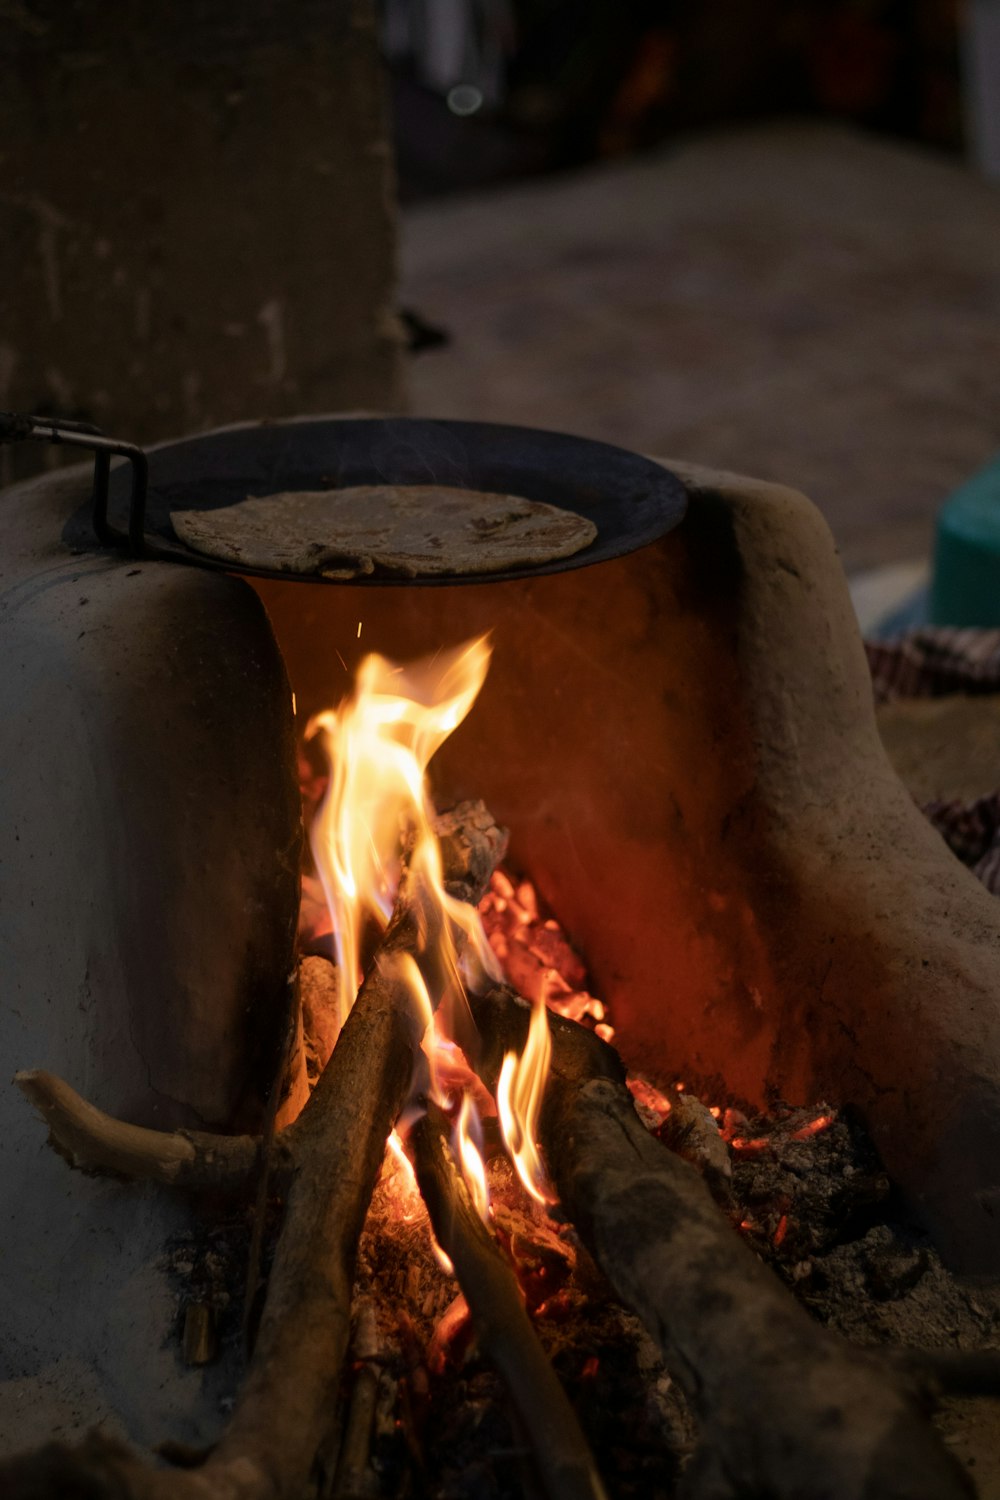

{"left": 3, "top": 413, "right": 687, "bottom": 587}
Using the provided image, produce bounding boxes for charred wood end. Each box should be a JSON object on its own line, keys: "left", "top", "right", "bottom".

{"left": 433, "top": 798, "right": 510, "bottom": 905}
{"left": 656, "top": 1090, "right": 732, "bottom": 1205}
{"left": 467, "top": 983, "right": 625, "bottom": 1096}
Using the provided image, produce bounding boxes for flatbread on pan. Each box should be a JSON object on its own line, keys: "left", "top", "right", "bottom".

{"left": 170, "top": 485, "right": 597, "bottom": 580}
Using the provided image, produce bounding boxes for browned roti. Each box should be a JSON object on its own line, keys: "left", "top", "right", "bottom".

{"left": 170, "top": 485, "right": 597, "bottom": 579}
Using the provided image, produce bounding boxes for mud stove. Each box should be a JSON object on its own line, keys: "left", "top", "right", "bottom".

{"left": 1, "top": 415, "right": 999, "bottom": 1499}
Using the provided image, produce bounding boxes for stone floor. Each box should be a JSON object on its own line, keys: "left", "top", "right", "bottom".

{"left": 400, "top": 122, "right": 1000, "bottom": 574}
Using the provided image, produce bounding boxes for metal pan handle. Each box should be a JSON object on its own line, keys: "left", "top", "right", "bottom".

{"left": 0, "top": 411, "right": 148, "bottom": 555}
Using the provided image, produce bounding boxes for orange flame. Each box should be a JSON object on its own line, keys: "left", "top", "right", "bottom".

{"left": 306, "top": 638, "right": 494, "bottom": 1025}
{"left": 385, "top": 1128, "right": 423, "bottom": 1223}
{"left": 456, "top": 1093, "right": 490, "bottom": 1224}
{"left": 497, "top": 996, "right": 556, "bottom": 1205}
{"left": 306, "top": 635, "right": 554, "bottom": 1225}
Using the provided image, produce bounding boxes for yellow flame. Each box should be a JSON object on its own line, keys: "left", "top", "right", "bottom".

{"left": 390, "top": 951, "right": 454, "bottom": 1111}
{"left": 456, "top": 1093, "right": 489, "bottom": 1224}
{"left": 385, "top": 1129, "right": 423, "bottom": 1223}
{"left": 431, "top": 1235, "right": 454, "bottom": 1277}
{"left": 306, "top": 637, "right": 493, "bottom": 1024}
{"left": 497, "top": 996, "right": 556, "bottom": 1205}
{"left": 307, "top": 635, "right": 511, "bottom": 1225}
{"left": 306, "top": 633, "right": 556, "bottom": 1226}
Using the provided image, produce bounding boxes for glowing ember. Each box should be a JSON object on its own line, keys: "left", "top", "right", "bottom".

{"left": 627, "top": 1076, "right": 674, "bottom": 1125}
{"left": 426, "top": 1293, "right": 472, "bottom": 1375}
{"left": 728, "top": 1136, "right": 771, "bottom": 1158}
{"left": 301, "top": 637, "right": 787, "bottom": 1231}
{"left": 479, "top": 872, "right": 610, "bottom": 1035}
{"left": 790, "top": 1112, "right": 837, "bottom": 1140}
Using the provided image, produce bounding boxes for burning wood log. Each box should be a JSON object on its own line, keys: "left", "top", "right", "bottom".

{"left": 409, "top": 1101, "right": 608, "bottom": 1500}
{"left": 14, "top": 802, "right": 505, "bottom": 1194}
{"left": 467, "top": 983, "right": 975, "bottom": 1500}
{"left": 4, "top": 800, "right": 506, "bottom": 1500}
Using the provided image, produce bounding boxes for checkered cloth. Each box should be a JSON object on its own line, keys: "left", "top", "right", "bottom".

{"left": 866, "top": 628, "right": 1000, "bottom": 895}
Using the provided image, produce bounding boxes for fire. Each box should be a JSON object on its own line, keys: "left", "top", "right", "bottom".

{"left": 305, "top": 635, "right": 553, "bottom": 1218}
{"left": 306, "top": 638, "right": 494, "bottom": 1026}
{"left": 456, "top": 1094, "right": 490, "bottom": 1224}
{"left": 497, "top": 996, "right": 556, "bottom": 1205}
{"left": 385, "top": 1129, "right": 423, "bottom": 1223}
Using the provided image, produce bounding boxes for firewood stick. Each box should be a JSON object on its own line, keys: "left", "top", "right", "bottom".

{"left": 467, "top": 984, "right": 974, "bottom": 1500}
{"left": 13, "top": 1068, "right": 274, "bottom": 1193}
{"left": 150, "top": 802, "right": 506, "bottom": 1500}
{"left": 2, "top": 801, "right": 507, "bottom": 1500}
{"left": 329, "top": 1298, "right": 381, "bottom": 1500}
{"left": 410, "top": 1101, "right": 608, "bottom": 1500}
{"left": 202, "top": 865, "right": 495, "bottom": 1496}
{"left": 13, "top": 800, "right": 505, "bottom": 1195}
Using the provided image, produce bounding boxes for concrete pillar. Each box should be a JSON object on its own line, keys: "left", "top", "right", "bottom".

{"left": 0, "top": 0, "right": 403, "bottom": 486}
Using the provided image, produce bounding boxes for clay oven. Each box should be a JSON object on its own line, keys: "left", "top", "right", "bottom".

{"left": 2, "top": 414, "right": 1000, "bottom": 1495}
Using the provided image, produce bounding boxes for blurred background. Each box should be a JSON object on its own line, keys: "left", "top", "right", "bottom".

{"left": 382, "top": 0, "right": 1000, "bottom": 624}
{"left": 385, "top": 0, "right": 972, "bottom": 200}
{"left": 2, "top": 0, "right": 999, "bottom": 622}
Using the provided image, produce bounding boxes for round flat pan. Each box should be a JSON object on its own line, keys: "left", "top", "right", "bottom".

{"left": 66, "top": 417, "right": 687, "bottom": 586}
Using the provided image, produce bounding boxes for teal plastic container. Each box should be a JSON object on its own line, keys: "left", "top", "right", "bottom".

{"left": 930, "top": 453, "right": 1000, "bottom": 627}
